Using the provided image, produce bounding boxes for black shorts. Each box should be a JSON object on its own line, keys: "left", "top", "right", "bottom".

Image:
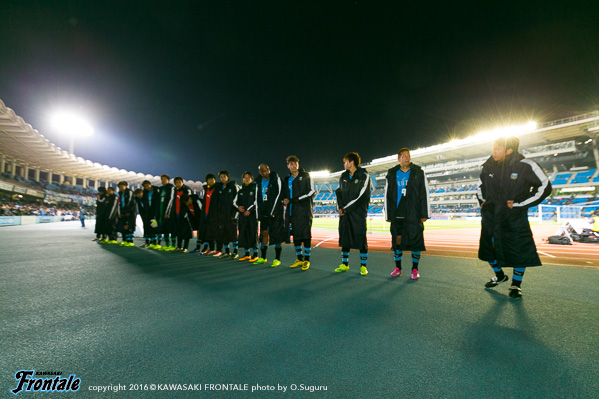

{"left": 259, "top": 216, "right": 272, "bottom": 232}
{"left": 390, "top": 218, "right": 404, "bottom": 235}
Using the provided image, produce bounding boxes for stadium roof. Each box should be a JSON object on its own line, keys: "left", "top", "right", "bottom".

{"left": 0, "top": 99, "right": 203, "bottom": 189}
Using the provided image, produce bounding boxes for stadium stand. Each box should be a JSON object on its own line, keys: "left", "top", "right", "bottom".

{"left": 2, "top": 98, "right": 599, "bottom": 223}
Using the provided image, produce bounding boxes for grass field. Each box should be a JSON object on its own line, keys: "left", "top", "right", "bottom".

{"left": 312, "top": 216, "right": 560, "bottom": 232}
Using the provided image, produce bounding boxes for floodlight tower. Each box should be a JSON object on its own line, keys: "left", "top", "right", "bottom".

{"left": 51, "top": 113, "right": 94, "bottom": 155}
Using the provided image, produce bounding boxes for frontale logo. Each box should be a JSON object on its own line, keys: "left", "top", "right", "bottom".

{"left": 11, "top": 370, "right": 81, "bottom": 395}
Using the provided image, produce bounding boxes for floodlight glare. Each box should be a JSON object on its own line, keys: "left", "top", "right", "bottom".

{"left": 51, "top": 113, "right": 94, "bottom": 137}
{"left": 310, "top": 170, "right": 331, "bottom": 178}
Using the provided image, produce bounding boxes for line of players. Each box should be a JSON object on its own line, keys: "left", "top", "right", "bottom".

{"left": 93, "top": 140, "right": 550, "bottom": 299}
{"left": 93, "top": 151, "right": 429, "bottom": 279}
{"left": 93, "top": 155, "right": 317, "bottom": 271}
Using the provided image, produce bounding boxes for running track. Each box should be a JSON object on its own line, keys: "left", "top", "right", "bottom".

{"left": 312, "top": 225, "right": 599, "bottom": 268}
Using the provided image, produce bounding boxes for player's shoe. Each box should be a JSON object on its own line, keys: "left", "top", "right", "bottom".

{"left": 290, "top": 259, "right": 304, "bottom": 268}
{"left": 150, "top": 244, "right": 161, "bottom": 250}
{"left": 119, "top": 241, "right": 127, "bottom": 246}
{"left": 163, "top": 246, "right": 175, "bottom": 252}
{"left": 390, "top": 268, "right": 402, "bottom": 278}
{"left": 211, "top": 251, "right": 223, "bottom": 257}
{"left": 360, "top": 266, "right": 368, "bottom": 276}
{"left": 189, "top": 249, "right": 200, "bottom": 253}
{"left": 508, "top": 286, "right": 522, "bottom": 299}
{"left": 181, "top": 249, "right": 188, "bottom": 253}
{"left": 239, "top": 255, "right": 251, "bottom": 261}
{"left": 127, "top": 242, "right": 136, "bottom": 247}
{"left": 229, "top": 253, "right": 239, "bottom": 260}
{"left": 108, "top": 240, "right": 118, "bottom": 244}
{"left": 335, "top": 264, "right": 349, "bottom": 273}
{"left": 271, "top": 259, "right": 281, "bottom": 268}
{"left": 485, "top": 274, "right": 509, "bottom": 288}
{"left": 253, "top": 258, "right": 267, "bottom": 265}
{"left": 411, "top": 269, "right": 420, "bottom": 280}
{"left": 218, "top": 252, "right": 231, "bottom": 259}
{"left": 249, "top": 256, "right": 259, "bottom": 263}
{"left": 301, "top": 261, "right": 310, "bottom": 271}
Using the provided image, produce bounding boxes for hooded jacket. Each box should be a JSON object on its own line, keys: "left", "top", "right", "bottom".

{"left": 384, "top": 163, "right": 430, "bottom": 251}
{"left": 336, "top": 167, "right": 371, "bottom": 249}
{"left": 477, "top": 152, "right": 551, "bottom": 267}
{"left": 282, "top": 168, "right": 315, "bottom": 241}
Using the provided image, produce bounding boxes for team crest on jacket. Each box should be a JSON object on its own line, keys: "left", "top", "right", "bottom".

{"left": 299, "top": 177, "right": 303, "bottom": 180}
{"left": 510, "top": 173, "right": 518, "bottom": 180}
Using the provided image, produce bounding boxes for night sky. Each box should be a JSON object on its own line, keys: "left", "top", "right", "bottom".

{"left": 2, "top": 1, "right": 599, "bottom": 181}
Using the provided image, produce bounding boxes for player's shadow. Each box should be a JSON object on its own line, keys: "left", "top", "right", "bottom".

{"left": 460, "top": 290, "right": 575, "bottom": 396}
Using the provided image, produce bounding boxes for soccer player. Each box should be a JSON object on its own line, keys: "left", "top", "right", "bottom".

{"left": 477, "top": 136, "right": 551, "bottom": 299}
{"left": 233, "top": 172, "right": 258, "bottom": 262}
{"left": 142, "top": 180, "right": 160, "bottom": 248}
{"left": 334, "top": 152, "right": 371, "bottom": 276}
{"left": 384, "top": 148, "right": 430, "bottom": 280}
{"left": 117, "top": 181, "right": 137, "bottom": 247}
{"left": 104, "top": 186, "right": 119, "bottom": 243}
{"left": 255, "top": 164, "right": 285, "bottom": 267}
{"left": 200, "top": 174, "right": 219, "bottom": 255}
{"left": 213, "top": 171, "right": 239, "bottom": 258}
{"left": 133, "top": 188, "right": 147, "bottom": 246}
{"left": 282, "top": 155, "right": 315, "bottom": 271}
{"left": 93, "top": 187, "right": 107, "bottom": 241}
{"left": 157, "top": 174, "right": 176, "bottom": 251}
{"left": 171, "top": 177, "right": 194, "bottom": 252}
{"left": 188, "top": 188, "right": 205, "bottom": 253}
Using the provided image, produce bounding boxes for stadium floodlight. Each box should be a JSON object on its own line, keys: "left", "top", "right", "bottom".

{"left": 51, "top": 112, "right": 94, "bottom": 155}
{"left": 560, "top": 186, "right": 595, "bottom": 193}
{"left": 310, "top": 170, "right": 331, "bottom": 178}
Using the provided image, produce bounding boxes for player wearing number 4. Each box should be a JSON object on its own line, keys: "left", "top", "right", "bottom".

{"left": 384, "top": 148, "right": 430, "bottom": 280}
{"left": 334, "top": 152, "right": 371, "bottom": 276}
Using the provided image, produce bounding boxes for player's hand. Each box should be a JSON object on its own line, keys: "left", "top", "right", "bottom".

{"left": 507, "top": 200, "right": 514, "bottom": 209}
{"left": 238, "top": 206, "right": 245, "bottom": 212}
{"left": 421, "top": 218, "right": 428, "bottom": 222}
{"left": 244, "top": 211, "right": 250, "bottom": 217}
{"left": 339, "top": 208, "right": 345, "bottom": 216}
{"left": 283, "top": 198, "right": 290, "bottom": 205}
